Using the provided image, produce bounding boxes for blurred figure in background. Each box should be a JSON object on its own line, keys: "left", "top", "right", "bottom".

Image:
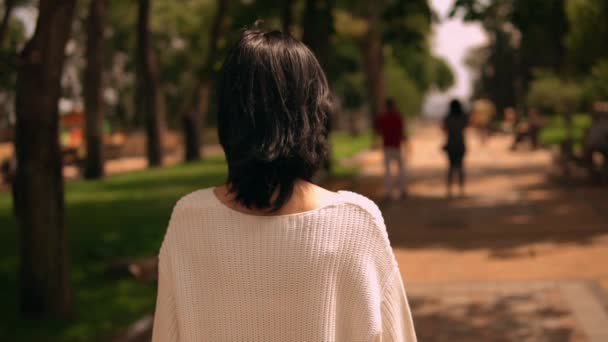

{"left": 511, "top": 107, "right": 544, "bottom": 150}
{"left": 376, "top": 98, "right": 407, "bottom": 200}
{"left": 581, "top": 102, "right": 608, "bottom": 178}
{"left": 501, "top": 107, "right": 518, "bottom": 134}
{"left": 528, "top": 108, "right": 544, "bottom": 149}
{"left": 442, "top": 99, "right": 468, "bottom": 197}
{"left": 470, "top": 99, "right": 495, "bottom": 145}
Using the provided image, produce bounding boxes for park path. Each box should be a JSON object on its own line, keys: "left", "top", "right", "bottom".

{"left": 339, "top": 122, "right": 608, "bottom": 341}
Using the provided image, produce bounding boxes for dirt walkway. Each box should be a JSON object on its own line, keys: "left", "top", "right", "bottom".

{"left": 347, "top": 123, "right": 608, "bottom": 341}
{"left": 349, "top": 124, "right": 608, "bottom": 287}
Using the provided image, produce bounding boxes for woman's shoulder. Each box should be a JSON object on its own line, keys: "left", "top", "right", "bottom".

{"left": 161, "top": 188, "right": 220, "bottom": 241}
{"left": 336, "top": 190, "right": 385, "bottom": 229}
{"left": 170, "top": 187, "right": 219, "bottom": 216}
{"left": 335, "top": 191, "right": 398, "bottom": 275}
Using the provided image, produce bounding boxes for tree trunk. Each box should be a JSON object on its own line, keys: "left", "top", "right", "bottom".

{"left": 302, "top": 0, "right": 333, "bottom": 68}
{"left": 14, "top": 0, "right": 76, "bottom": 318}
{"left": 563, "top": 110, "right": 574, "bottom": 158}
{"left": 83, "top": 0, "right": 108, "bottom": 179}
{"left": 302, "top": 0, "right": 334, "bottom": 171}
{"left": 0, "top": 0, "right": 16, "bottom": 47}
{"left": 182, "top": 82, "right": 210, "bottom": 161}
{"left": 182, "top": 0, "right": 229, "bottom": 162}
{"left": 181, "top": 111, "right": 200, "bottom": 162}
{"left": 281, "top": 0, "right": 293, "bottom": 33}
{"left": 360, "top": 21, "right": 384, "bottom": 131}
{"left": 136, "top": 0, "right": 165, "bottom": 167}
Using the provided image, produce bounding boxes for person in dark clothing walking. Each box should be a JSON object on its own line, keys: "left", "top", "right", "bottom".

{"left": 442, "top": 99, "right": 468, "bottom": 197}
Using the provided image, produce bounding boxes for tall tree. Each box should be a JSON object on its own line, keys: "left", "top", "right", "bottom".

{"left": 338, "top": 0, "right": 435, "bottom": 124}
{"left": 0, "top": 0, "right": 16, "bottom": 46}
{"left": 182, "top": 0, "right": 229, "bottom": 162}
{"left": 334, "top": 0, "right": 386, "bottom": 125}
{"left": 451, "top": 1, "right": 520, "bottom": 115}
{"left": 281, "top": 0, "right": 293, "bottom": 33}
{"left": 14, "top": 0, "right": 75, "bottom": 318}
{"left": 302, "top": 0, "right": 334, "bottom": 68}
{"left": 360, "top": 8, "right": 384, "bottom": 123}
{"left": 136, "top": 0, "right": 165, "bottom": 167}
{"left": 83, "top": 0, "right": 108, "bottom": 179}
{"left": 512, "top": 0, "right": 568, "bottom": 83}
{"left": 302, "top": 0, "right": 335, "bottom": 169}
{"left": 452, "top": 0, "right": 570, "bottom": 115}
{"left": 565, "top": 0, "right": 608, "bottom": 74}
{"left": 329, "top": 0, "right": 442, "bottom": 128}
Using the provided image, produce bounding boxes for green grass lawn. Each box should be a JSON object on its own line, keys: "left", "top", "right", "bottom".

{"left": 0, "top": 131, "right": 370, "bottom": 342}
{"left": 331, "top": 131, "right": 373, "bottom": 176}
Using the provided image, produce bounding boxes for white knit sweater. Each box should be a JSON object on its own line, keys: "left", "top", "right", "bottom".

{"left": 152, "top": 188, "right": 416, "bottom": 342}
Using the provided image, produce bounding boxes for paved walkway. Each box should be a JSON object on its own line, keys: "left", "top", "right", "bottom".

{"left": 341, "top": 123, "right": 608, "bottom": 341}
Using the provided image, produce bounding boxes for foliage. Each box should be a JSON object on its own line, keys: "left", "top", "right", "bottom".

{"left": 1, "top": 0, "right": 453, "bottom": 130}
{"left": 510, "top": 0, "right": 568, "bottom": 77}
{"left": 382, "top": 0, "right": 454, "bottom": 94}
{"left": 326, "top": 28, "right": 364, "bottom": 110}
{"left": 585, "top": 59, "right": 608, "bottom": 102}
{"left": 453, "top": 0, "right": 608, "bottom": 157}
{"left": 385, "top": 49, "right": 423, "bottom": 117}
{"left": 151, "top": 0, "right": 217, "bottom": 121}
{"left": 565, "top": 0, "right": 608, "bottom": 73}
{"left": 0, "top": 0, "right": 30, "bottom": 126}
{"left": 330, "top": 0, "right": 453, "bottom": 116}
{"left": 452, "top": 0, "right": 569, "bottom": 115}
{"left": 539, "top": 113, "right": 592, "bottom": 147}
{"left": 428, "top": 56, "right": 454, "bottom": 92}
{"left": 527, "top": 73, "right": 583, "bottom": 114}
{"left": 0, "top": 12, "right": 24, "bottom": 87}
{"left": 451, "top": 0, "right": 519, "bottom": 113}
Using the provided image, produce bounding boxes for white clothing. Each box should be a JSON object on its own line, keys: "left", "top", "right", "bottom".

{"left": 152, "top": 188, "right": 416, "bottom": 342}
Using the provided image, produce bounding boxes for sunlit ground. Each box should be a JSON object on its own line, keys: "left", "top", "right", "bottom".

{"left": 349, "top": 122, "right": 608, "bottom": 341}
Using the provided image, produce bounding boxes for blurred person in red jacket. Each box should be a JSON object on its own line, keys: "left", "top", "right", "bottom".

{"left": 376, "top": 98, "right": 407, "bottom": 200}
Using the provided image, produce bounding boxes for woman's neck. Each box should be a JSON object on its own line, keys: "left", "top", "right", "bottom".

{"left": 213, "top": 180, "right": 337, "bottom": 216}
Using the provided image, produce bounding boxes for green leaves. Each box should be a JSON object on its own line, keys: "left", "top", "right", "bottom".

{"left": 565, "top": 0, "right": 608, "bottom": 73}
{"left": 527, "top": 73, "right": 583, "bottom": 114}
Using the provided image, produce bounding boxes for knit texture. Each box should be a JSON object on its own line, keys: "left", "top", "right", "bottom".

{"left": 152, "top": 188, "right": 417, "bottom": 342}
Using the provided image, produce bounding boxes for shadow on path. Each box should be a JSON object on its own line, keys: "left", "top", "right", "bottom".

{"left": 410, "top": 289, "right": 586, "bottom": 342}
{"left": 348, "top": 124, "right": 608, "bottom": 258}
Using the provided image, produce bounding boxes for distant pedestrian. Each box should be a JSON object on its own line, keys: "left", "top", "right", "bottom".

{"left": 581, "top": 105, "right": 608, "bottom": 177}
{"left": 528, "top": 108, "right": 544, "bottom": 149}
{"left": 376, "top": 98, "right": 407, "bottom": 200}
{"left": 501, "top": 107, "right": 518, "bottom": 134}
{"left": 442, "top": 99, "right": 468, "bottom": 197}
{"left": 470, "top": 99, "right": 495, "bottom": 145}
{"left": 511, "top": 108, "right": 544, "bottom": 150}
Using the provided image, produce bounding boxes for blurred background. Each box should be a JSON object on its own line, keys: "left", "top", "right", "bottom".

{"left": 0, "top": 0, "right": 607, "bottom": 341}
